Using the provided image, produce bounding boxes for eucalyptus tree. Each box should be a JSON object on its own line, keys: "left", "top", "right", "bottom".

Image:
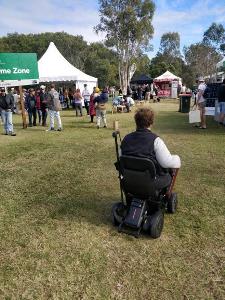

{"left": 203, "top": 23, "right": 225, "bottom": 55}
{"left": 95, "top": 0, "right": 155, "bottom": 93}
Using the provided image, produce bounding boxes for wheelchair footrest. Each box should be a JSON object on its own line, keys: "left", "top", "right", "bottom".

{"left": 123, "top": 198, "right": 147, "bottom": 228}
{"left": 118, "top": 222, "right": 142, "bottom": 238}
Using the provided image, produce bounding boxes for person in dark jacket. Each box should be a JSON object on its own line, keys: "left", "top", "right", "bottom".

{"left": 137, "top": 85, "right": 142, "bottom": 100}
{"left": 217, "top": 78, "right": 225, "bottom": 125}
{"left": 0, "top": 88, "right": 16, "bottom": 136}
{"left": 121, "top": 107, "right": 181, "bottom": 190}
{"left": 94, "top": 87, "right": 109, "bottom": 129}
{"left": 40, "top": 85, "right": 48, "bottom": 126}
{"left": 35, "top": 88, "right": 42, "bottom": 125}
{"left": 25, "top": 88, "right": 37, "bottom": 127}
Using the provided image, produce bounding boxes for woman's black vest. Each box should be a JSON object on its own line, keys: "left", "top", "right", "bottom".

{"left": 121, "top": 128, "right": 166, "bottom": 175}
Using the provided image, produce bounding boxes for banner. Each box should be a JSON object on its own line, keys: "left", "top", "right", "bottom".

{"left": 0, "top": 53, "right": 39, "bottom": 86}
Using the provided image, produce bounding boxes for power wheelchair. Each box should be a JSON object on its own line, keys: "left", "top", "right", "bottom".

{"left": 112, "top": 130, "right": 179, "bottom": 239}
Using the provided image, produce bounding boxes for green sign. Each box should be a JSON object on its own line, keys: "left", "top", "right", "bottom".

{"left": 0, "top": 53, "right": 39, "bottom": 81}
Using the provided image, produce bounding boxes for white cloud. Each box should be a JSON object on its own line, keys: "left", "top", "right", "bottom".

{"left": 0, "top": 0, "right": 224, "bottom": 58}
{"left": 0, "top": 0, "right": 102, "bottom": 43}
{"left": 149, "top": 0, "right": 225, "bottom": 57}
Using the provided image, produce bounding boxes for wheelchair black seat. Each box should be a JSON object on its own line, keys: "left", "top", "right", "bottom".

{"left": 120, "top": 155, "right": 171, "bottom": 199}
{"left": 112, "top": 131, "right": 178, "bottom": 239}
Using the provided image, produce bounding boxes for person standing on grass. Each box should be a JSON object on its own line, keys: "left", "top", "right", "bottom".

{"left": 94, "top": 87, "right": 109, "bottom": 129}
{"left": 89, "top": 87, "right": 99, "bottom": 123}
{"left": 0, "top": 88, "right": 16, "bottom": 136}
{"left": 137, "top": 85, "right": 142, "bottom": 101}
{"left": 145, "top": 84, "right": 151, "bottom": 101}
{"left": 46, "top": 84, "right": 62, "bottom": 131}
{"left": 82, "top": 84, "right": 91, "bottom": 115}
{"left": 13, "top": 89, "right": 20, "bottom": 114}
{"left": 197, "top": 77, "right": 207, "bottom": 129}
{"left": 64, "top": 88, "right": 70, "bottom": 109}
{"left": 73, "top": 89, "right": 83, "bottom": 117}
{"left": 35, "top": 88, "right": 42, "bottom": 125}
{"left": 217, "top": 78, "right": 225, "bottom": 126}
{"left": 25, "top": 88, "right": 37, "bottom": 127}
{"left": 40, "top": 85, "right": 48, "bottom": 127}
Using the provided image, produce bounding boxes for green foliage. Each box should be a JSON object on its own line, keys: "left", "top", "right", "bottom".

{"left": 84, "top": 42, "right": 119, "bottom": 88}
{"left": 159, "top": 32, "right": 181, "bottom": 57}
{"left": 0, "top": 32, "right": 119, "bottom": 87}
{"left": 150, "top": 54, "right": 184, "bottom": 78}
{"left": 150, "top": 32, "right": 183, "bottom": 79}
{"left": 203, "top": 22, "right": 225, "bottom": 54}
{"left": 97, "top": 0, "right": 155, "bottom": 50}
{"left": 184, "top": 42, "right": 222, "bottom": 79}
{"left": 0, "top": 32, "right": 88, "bottom": 70}
{"left": 181, "top": 64, "right": 196, "bottom": 87}
{"left": 132, "top": 53, "right": 151, "bottom": 77}
{"left": 96, "top": 0, "right": 155, "bottom": 92}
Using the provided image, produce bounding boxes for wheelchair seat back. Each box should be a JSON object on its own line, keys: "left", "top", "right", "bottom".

{"left": 120, "top": 155, "right": 157, "bottom": 198}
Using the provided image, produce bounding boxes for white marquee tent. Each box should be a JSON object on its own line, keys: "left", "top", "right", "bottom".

{"left": 154, "top": 70, "right": 181, "bottom": 82}
{"left": 38, "top": 42, "right": 97, "bottom": 91}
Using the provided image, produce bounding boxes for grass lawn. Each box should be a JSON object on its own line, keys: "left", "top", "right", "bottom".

{"left": 0, "top": 101, "right": 224, "bottom": 299}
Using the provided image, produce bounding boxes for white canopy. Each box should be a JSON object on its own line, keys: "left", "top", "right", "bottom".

{"left": 154, "top": 70, "right": 181, "bottom": 82}
{"left": 38, "top": 42, "right": 97, "bottom": 89}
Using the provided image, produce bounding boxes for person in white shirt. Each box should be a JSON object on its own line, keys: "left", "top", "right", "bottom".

{"left": 121, "top": 107, "right": 181, "bottom": 190}
{"left": 82, "top": 84, "right": 91, "bottom": 115}
{"left": 13, "top": 90, "right": 20, "bottom": 114}
{"left": 197, "top": 77, "right": 207, "bottom": 129}
{"left": 46, "top": 84, "right": 62, "bottom": 131}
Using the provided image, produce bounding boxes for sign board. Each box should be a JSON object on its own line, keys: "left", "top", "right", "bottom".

{"left": 205, "top": 107, "right": 215, "bottom": 116}
{"left": 171, "top": 81, "right": 178, "bottom": 88}
{"left": 0, "top": 53, "right": 39, "bottom": 86}
{"left": 171, "top": 80, "right": 178, "bottom": 98}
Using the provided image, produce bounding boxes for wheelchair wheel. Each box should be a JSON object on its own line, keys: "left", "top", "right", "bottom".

{"left": 144, "top": 210, "right": 164, "bottom": 239}
{"left": 112, "top": 202, "right": 126, "bottom": 226}
{"left": 167, "top": 193, "right": 178, "bottom": 214}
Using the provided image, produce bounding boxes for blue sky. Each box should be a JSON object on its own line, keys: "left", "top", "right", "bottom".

{"left": 0, "top": 0, "right": 224, "bottom": 58}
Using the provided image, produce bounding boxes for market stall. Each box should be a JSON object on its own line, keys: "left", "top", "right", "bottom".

{"left": 38, "top": 42, "right": 98, "bottom": 93}
{"left": 154, "top": 70, "right": 182, "bottom": 98}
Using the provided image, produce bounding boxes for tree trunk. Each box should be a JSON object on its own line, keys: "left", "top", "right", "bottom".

{"left": 118, "top": 60, "right": 122, "bottom": 89}
{"left": 119, "top": 59, "right": 128, "bottom": 95}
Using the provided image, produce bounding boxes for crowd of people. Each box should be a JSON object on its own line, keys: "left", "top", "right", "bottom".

{"left": 0, "top": 83, "right": 110, "bottom": 136}
{"left": 130, "top": 84, "right": 161, "bottom": 102}
{"left": 1, "top": 78, "right": 225, "bottom": 135}
{"left": 112, "top": 94, "right": 135, "bottom": 112}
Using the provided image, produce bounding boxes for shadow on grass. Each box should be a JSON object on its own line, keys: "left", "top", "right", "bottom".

{"left": 48, "top": 194, "right": 116, "bottom": 227}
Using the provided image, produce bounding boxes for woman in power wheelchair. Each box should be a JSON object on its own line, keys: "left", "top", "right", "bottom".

{"left": 112, "top": 107, "right": 181, "bottom": 238}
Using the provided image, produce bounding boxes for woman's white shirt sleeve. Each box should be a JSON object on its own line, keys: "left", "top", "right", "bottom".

{"left": 154, "top": 137, "right": 181, "bottom": 168}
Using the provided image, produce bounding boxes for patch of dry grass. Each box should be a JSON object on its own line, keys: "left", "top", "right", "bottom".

{"left": 0, "top": 101, "right": 224, "bottom": 299}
